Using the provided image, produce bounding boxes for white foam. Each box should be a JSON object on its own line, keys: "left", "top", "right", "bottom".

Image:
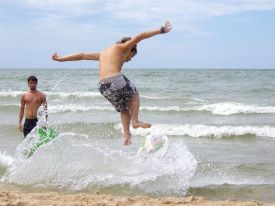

{"left": 0, "top": 90, "right": 22, "bottom": 97}
{"left": 47, "top": 103, "right": 275, "bottom": 115}
{"left": 0, "top": 91, "right": 101, "bottom": 98}
{"left": 140, "top": 106, "right": 186, "bottom": 111}
{"left": 0, "top": 151, "right": 14, "bottom": 168}
{"left": 2, "top": 91, "right": 274, "bottom": 116}
{"left": 189, "top": 97, "right": 206, "bottom": 102}
{"left": 48, "top": 105, "right": 182, "bottom": 113}
{"left": 142, "top": 102, "right": 275, "bottom": 115}
{"left": 140, "top": 95, "right": 170, "bottom": 100}
{"left": 195, "top": 102, "right": 275, "bottom": 115}
{"left": 49, "top": 105, "right": 113, "bottom": 113}
{"left": 115, "top": 124, "right": 275, "bottom": 138}
{"left": 0, "top": 91, "right": 169, "bottom": 100}
{"left": 46, "top": 91, "right": 100, "bottom": 98}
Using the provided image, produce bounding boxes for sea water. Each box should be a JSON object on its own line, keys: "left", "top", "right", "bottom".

{"left": 0, "top": 68, "right": 275, "bottom": 202}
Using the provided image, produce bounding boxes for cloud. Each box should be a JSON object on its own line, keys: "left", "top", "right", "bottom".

{"left": 2, "top": 0, "right": 275, "bottom": 38}
{"left": 17, "top": 0, "right": 275, "bottom": 35}
{"left": 26, "top": 0, "right": 94, "bottom": 6}
{"left": 23, "top": 0, "right": 275, "bottom": 19}
{"left": 1, "top": 0, "right": 275, "bottom": 68}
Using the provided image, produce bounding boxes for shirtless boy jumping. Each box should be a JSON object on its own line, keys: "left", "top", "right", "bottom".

{"left": 52, "top": 21, "right": 172, "bottom": 145}
{"left": 19, "top": 76, "right": 47, "bottom": 137}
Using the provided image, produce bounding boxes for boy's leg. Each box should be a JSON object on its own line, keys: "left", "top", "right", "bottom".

{"left": 120, "top": 109, "right": 132, "bottom": 145}
{"left": 128, "top": 94, "right": 151, "bottom": 129}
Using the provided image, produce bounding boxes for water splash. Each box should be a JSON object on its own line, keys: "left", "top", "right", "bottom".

{"left": 14, "top": 105, "right": 56, "bottom": 160}
{"left": 4, "top": 133, "right": 197, "bottom": 195}
{"left": 0, "top": 151, "right": 14, "bottom": 168}
{"left": 2, "top": 105, "right": 197, "bottom": 195}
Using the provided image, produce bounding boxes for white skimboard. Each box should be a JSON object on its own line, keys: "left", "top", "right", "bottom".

{"left": 137, "top": 134, "right": 169, "bottom": 159}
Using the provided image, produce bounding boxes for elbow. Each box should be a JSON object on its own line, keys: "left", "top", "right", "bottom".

{"left": 80, "top": 53, "right": 85, "bottom": 60}
{"left": 19, "top": 108, "right": 24, "bottom": 113}
{"left": 135, "top": 35, "right": 144, "bottom": 42}
{"left": 96, "top": 53, "right": 100, "bottom": 60}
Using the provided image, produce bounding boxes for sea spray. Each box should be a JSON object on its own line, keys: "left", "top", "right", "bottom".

{"left": 0, "top": 151, "right": 14, "bottom": 168}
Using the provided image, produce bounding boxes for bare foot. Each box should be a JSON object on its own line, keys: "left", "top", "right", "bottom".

{"left": 132, "top": 120, "right": 151, "bottom": 129}
{"left": 124, "top": 133, "right": 132, "bottom": 145}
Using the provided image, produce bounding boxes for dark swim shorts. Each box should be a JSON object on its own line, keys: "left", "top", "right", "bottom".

{"left": 99, "top": 73, "right": 138, "bottom": 112}
{"left": 23, "top": 118, "right": 38, "bottom": 137}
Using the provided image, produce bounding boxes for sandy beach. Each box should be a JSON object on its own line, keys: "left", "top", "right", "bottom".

{"left": 0, "top": 192, "right": 274, "bottom": 206}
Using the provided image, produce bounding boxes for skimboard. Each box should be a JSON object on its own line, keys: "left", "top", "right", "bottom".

{"left": 137, "top": 134, "right": 169, "bottom": 159}
{"left": 24, "top": 127, "right": 58, "bottom": 158}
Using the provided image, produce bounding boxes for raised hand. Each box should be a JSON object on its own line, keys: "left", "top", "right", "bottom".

{"left": 160, "top": 20, "right": 172, "bottom": 34}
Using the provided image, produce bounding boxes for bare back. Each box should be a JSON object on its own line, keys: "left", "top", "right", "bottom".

{"left": 99, "top": 44, "right": 130, "bottom": 79}
{"left": 22, "top": 91, "right": 46, "bottom": 119}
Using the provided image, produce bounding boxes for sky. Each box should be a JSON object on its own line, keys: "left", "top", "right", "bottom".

{"left": 1, "top": 0, "right": 275, "bottom": 69}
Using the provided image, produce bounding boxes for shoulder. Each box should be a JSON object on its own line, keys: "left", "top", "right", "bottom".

{"left": 20, "top": 92, "right": 28, "bottom": 103}
{"left": 20, "top": 92, "right": 27, "bottom": 99}
{"left": 40, "top": 91, "right": 46, "bottom": 98}
{"left": 36, "top": 91, "right": 46, "bottom": 99}
{"left": 39, "top": 92, "right": 47, "bottom": 103}
{"left": 111, "top": 44, "right": 129, "bottom": 54}
{"left": 101, "top": 45, "right": 124, "bottom": 56}
{"left": 105, "top": 44, "right": 121, "bottom": 51}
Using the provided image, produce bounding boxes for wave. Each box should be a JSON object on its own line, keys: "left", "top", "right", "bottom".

{"left": 2, "top": 102, "right": 275, "bottom": 116}
{"left": 0, "top": 91, "right": 22, "bottom": 97}
{"left": 114, "top": 124, "right": 275, "bottom": 138}
{"left": 190, "top": 161, "right": 275, "bottom": 188}
{"left": 196, "top": 102, "right": 275, "bottom": 115}
{"left": 0, "top": 91, "right": 169, "bottom": 100}
{"left": 139, "top": 95, "right": 170, "bottom": 100}
{"left": 1, "top": 91, "right": 274, "bottom": 116}
{"left": 49, "top": 105, "right": 114, "bottom": 113}
{"left": 48, "top": 102, "right": 275, "bottom": 115}
{"left": 0, "top": 91, "right": 101, "bottom": 98}
{"left": 47, "top": 91, "right": 101, "bottom": 98}
{"left": 141, "top": 102, "right": 275, "bottom": 115}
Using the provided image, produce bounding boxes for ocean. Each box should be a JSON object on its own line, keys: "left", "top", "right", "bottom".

{"left": 0, "top": 68, "right": 275, "bottom": 202}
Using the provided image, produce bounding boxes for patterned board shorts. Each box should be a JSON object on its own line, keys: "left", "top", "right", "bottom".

{"left": 99, "top": 73, "right": 138, "bottom": 112}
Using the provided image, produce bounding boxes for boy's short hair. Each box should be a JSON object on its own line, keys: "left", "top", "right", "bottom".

{"left": 27, "top": 75, "right": 38, "bottom": 83}
{"left": 117, "top": 37, "right": 137, "bottom": 56}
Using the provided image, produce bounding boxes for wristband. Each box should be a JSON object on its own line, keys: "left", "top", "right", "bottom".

{"left": 160, "top": 26, "right": 165, "bottom": 34}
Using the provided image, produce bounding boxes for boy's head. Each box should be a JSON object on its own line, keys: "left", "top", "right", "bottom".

{"left": 117, "top": 37, "right": 137, "bottom": 57}
{"left": 27, "top": 75, "right": 38, "bottom": 91}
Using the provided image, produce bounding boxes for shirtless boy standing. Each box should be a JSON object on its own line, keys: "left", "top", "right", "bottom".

{"left": 18, "top": 76, "right": 47, "bottom": 137}
{"left": 52, "top": 21, "right": 172, "bottom": 145}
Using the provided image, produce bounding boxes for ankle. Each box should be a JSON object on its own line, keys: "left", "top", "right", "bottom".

{"left": 125, "top": 131, "right": 131, "bottom": 136}
{"left": 132, "top": 119, "right": 139, "bottom": 124}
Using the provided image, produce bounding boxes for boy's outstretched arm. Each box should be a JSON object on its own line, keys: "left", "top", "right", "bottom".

{"left": 52, "top": 52, "right": 100, "bottom": 62}
{"left": 120, "top": 21, "right": 172, "bottom": 51}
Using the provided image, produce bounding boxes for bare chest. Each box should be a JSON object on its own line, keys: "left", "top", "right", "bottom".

{"left": 24, "top": 94, "right": 42, "bottom": 105}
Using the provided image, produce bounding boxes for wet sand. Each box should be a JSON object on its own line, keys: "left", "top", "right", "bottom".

{"left": 0, "top": 191, "right": 274, "bottom": 206}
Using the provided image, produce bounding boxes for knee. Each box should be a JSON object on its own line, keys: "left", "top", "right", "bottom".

{"left": 121, "top": 108, "right": 130, "bottom": 114}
